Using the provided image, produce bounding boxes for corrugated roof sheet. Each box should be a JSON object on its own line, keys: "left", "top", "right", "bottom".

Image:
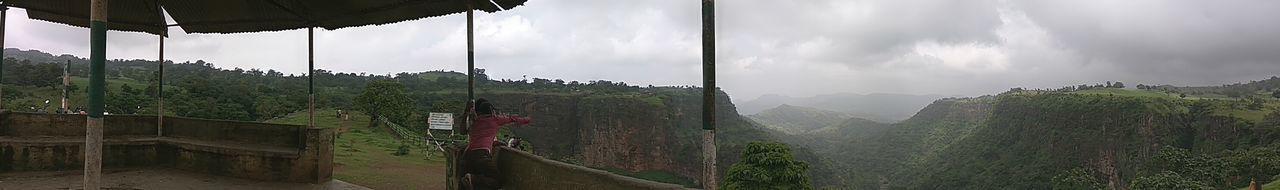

{"left": 2, "top": 0, "right": 527, "bottom": 35}
{"left": 5, "top": 0, "right": 166, "bottom": 35}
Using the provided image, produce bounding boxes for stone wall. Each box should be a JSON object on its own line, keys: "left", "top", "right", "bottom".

{"left": 0, "top": 111, "right": 333, "bottom": 183}
{"left": 164, "top": 116, "right": 303, "bottom": 148}
{"left": 1, "top": 112, "right": 156, "bottom": 137}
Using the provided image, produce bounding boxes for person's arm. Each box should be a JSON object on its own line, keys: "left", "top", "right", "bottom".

{"left": 494, "top": 114, "right": 532, "bottom": 126}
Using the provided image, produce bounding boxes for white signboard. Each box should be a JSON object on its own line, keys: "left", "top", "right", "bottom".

{"left": 428, "top": 112, "right": 454, "bottom": 130}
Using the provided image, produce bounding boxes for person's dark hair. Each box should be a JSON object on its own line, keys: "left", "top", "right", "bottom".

{"left": 476, "top": 98, "right": 495, "bottom": 115}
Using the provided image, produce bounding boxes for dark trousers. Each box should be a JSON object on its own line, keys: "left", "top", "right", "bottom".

{"left": 465, "top": 149, "right": 502, "bottom": 188}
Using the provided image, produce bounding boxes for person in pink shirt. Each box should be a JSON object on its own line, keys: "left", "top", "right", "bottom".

{"left": 464, "top": 98, "right": 531, "bottom": 189}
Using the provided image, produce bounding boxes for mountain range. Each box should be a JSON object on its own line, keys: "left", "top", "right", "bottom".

{"left": 737, "top": 93, "right": 945, "bottom": 123}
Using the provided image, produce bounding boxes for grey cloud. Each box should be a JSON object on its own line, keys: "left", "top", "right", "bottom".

{"left": 1010, "top": 0, "right": 1280, "bottom": 83}
{"left": 5, "top": 0, "right": 1280, "bottom": 103}
{"left": 719, "top": 0, "right": 1005, "bottom": 67}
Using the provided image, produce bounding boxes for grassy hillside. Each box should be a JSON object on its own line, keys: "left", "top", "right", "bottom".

{"left": 268, "top": 109, "right": 450, "bottom": 189}
{"left": 748, "top": 104, "right": 855, "bottom": 134}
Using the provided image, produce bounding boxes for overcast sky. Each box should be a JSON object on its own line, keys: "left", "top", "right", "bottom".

{"left": 6, "top": 0, "right": 1280, "bottom": 103}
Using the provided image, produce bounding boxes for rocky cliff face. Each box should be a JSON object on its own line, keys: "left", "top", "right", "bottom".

{"left": 466, "top": 89, "right": 829, "bottom": 187}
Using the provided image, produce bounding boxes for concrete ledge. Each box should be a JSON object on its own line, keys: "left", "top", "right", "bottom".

{"left": 493, "top": 147, "right": 690, "bottom": 190}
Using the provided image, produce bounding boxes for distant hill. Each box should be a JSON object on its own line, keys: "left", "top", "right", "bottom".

{"left": 3, "top": 48, "right": 86, "bottom": 65}
{"left": 801, "top": 89, "right": 1280, "bottom": 189}
{"left": 736, "top": 93, "right": 944, "bottom": 123}
{"left": 747, "top": 104, "right": 854, "bottom": 134}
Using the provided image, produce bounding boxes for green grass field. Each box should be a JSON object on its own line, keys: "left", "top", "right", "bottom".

{"left": 268, "top": 109, "right": 449, "bottom": 189}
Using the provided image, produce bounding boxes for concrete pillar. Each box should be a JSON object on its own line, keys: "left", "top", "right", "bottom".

{"left": 63, "top": 61, "right": 70, "bottom": 110}
{"left": 86, "top": 0, "right": 110, "bottom": 189}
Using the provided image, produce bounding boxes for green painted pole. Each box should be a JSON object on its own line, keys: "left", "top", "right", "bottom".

{"left": 701, "top": 0, "right": 718, "bottom": 189}
{"left": 157, "top": 30, "right": 164, "bottom": 136}
{"left": 86, "top": 0, "right": 109, "bottom": 189}
{"left": 1, "top": 6, "right": 8, "bottom": 109}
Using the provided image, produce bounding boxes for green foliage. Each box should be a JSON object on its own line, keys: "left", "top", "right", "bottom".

{"left": 354, "top": 80, "right": 415, "bottom": 126}
{"left": 1149, "top": 146, "right": 1224, "bottom": 184}
{"left": 1216, "top": 145, "right": 1280, "bottom": 188}
{"left": 429, "top": 100, "right": 466, "bottom": 114}
{"left": 722, "top": 142, "right": 812, "bottom": 190}
{"left": 1264, "top": 111, "right": 1280, "bottom": 127}
{"left": 393, "top": 144, "right": 410, "bottom": 156}
{"left": 1129, "top": 171, "right": 1211, "bottom": 190}
{"left": 105, "top": 84, "right": 153, "bottom": 114}
{"left": 1273, "top": 90, "right": 1280, "bottom": 99}
{"left": 1, "top": 58, "right": 63, "bottom": 87}
{"left": 1051, "top": 168, "right": 1104, "bottom": 190}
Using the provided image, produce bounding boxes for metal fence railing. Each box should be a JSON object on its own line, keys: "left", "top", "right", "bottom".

{"left": 378, "top": 116, "right": 448, "bottom": 153}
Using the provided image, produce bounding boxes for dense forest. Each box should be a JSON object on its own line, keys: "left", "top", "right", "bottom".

{"left": 2, "top": 48, "right": 651, "bottom": 125}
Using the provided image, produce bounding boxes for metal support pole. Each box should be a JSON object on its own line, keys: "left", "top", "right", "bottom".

{"left": 466, "top": 4, "right": 475, "bottom": 101}
{"left": 157, "top": 32, "right": 164, "bottom": 136}
{"left": 86, "top": 0, "right": 109, "bottom": 189}
{"left": 701, "top": 0, "right": 718, "bottom": 189}
{"left": 1, "top": 6, "right": 8, "bottom": 109}
{"left": 308, "top": 27, "right": 315, "bottom": 127}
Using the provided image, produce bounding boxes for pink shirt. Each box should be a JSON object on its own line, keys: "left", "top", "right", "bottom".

{"left": 467, "top": 114, "right": 531, "bottom": 151}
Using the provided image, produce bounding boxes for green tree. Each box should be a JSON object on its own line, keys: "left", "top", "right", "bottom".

{"left": 1112, "top": 81, "right": 1125, "bottom": 88}
{"left": 722, "top": 141, "right": 812, "bottom": 190}
{"left": 354, "top": 80, "right": 415, "bottom": 127}
{"left": 430, "top": 100, "right": 466, "bottom": 114}
{"left": 1051, "top": 168, "right": 1104, "bottom": 190}
{"left": 1129, "top": 171, "right": 1210, "bottom": 190}
{"left": 1272, "top": 90, "right": 1279, "bottom": 99}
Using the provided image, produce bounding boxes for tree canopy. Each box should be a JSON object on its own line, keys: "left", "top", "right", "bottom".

{"left": 354, "top": 80, "right": 415, "bottom": 127}
{"left": 722, "top": 141, "right": 812, "bottom": 190}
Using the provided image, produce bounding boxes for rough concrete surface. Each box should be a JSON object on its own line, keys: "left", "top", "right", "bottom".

{"left": 1, "top": 112, "right": 335, "bottom": 184}
{"left": 0, "top": 168, "right": 368, "bottom": 190}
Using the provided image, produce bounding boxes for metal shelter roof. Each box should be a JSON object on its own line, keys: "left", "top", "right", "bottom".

{"left": 1, "top": 0, "right": 527, "bottom": 35}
